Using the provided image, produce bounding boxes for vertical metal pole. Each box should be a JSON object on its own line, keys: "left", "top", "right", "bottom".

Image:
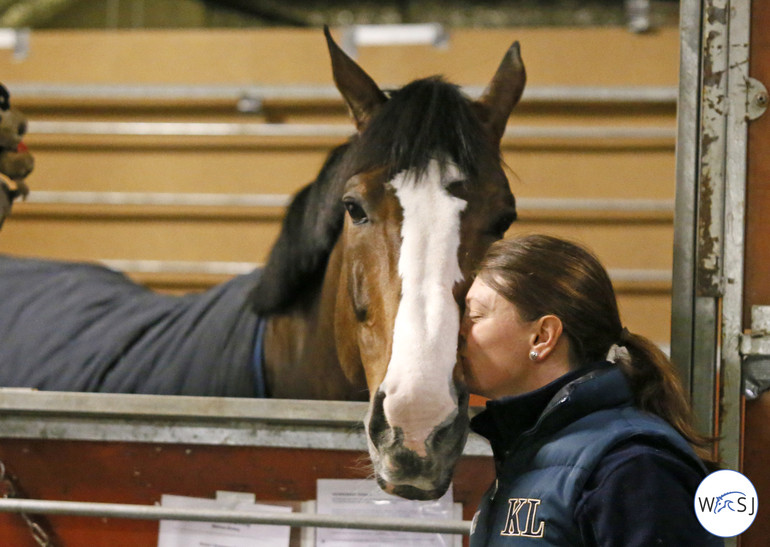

{"left": 672, "top": 0, "right": 719, "bottom": 435}
{"left": 720, "top": 0, "right": 751, "bottom": 474}
{"left": 691, "top": 0, "right": 730, "bottom": 448}
{"left": 670, "top": 0, "right": 701, "bottom": 395}
{"left": 672, "top": 0, "right": 751, "bottom": 480}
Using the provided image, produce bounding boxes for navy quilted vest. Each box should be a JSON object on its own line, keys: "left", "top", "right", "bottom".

{"left": 469, "top": 368, "right": 705, "bottom": 546}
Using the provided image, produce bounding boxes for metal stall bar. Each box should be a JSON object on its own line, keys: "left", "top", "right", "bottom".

{"left": 94, "top": 260, "right": 671, "bottom": 286}
{"left": 670, "top": 0, "right": 704, "bottom": 397}
{"left": 0, "top": 499, "right": 471, "bottom": 535}
{"left": 27, "top": 120, "right": 675, "bottom": 141}
{"left": 7, "top": 82, "right": 678, "bottom": 105}
{"left": 26, "top": 191, "right": 293, "bottom": 208}
{"left": 25, "top": 191, "right": 673, "bottom": 213}
{"left": 719, "top": 0, "right": 753, "bottom": 473}
{"left": 0, "top": 389, "right": 493, "bottom": 453}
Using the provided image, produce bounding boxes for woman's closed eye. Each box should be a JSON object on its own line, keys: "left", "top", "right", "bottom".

{"left": 465, "top": 310, "right": 484, "bottom": 323}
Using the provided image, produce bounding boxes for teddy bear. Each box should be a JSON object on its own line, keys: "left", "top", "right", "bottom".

{"left": 0, "top": 82, "right": 34, "bottom": 230}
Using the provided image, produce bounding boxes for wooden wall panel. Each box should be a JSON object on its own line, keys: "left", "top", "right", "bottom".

{"left": 0, "top": 27, "right": 678, "bottom": 342}
{"left": 17, "top": 141, "right": 338, "bottom": 194}
{"left": 0, "top": 28, "right": 679, "bottom": 87}
{"left": 506, "top": 146, "right": 675, "bottom": 200}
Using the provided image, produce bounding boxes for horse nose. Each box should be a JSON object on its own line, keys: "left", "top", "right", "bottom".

{"left": 371, "top": 383, "right": 468, "bottom": 452}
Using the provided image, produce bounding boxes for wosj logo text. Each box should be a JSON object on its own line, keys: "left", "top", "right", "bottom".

{"left": 697, "top": 490, "right": 756, "bottom": 516}
{"left": 695, "top": 470, "right": 758, "bottom": 538}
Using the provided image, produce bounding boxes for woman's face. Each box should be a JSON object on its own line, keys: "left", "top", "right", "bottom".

{"left": 459, "top": 276, "right": 539, "bottom": 399}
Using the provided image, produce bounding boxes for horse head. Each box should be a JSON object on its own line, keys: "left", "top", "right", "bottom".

{"left": 326, "top": 29, "right": 524, "bottom": 500}
{"left": 253, "top": 28, "right": 524, "bottom": 500}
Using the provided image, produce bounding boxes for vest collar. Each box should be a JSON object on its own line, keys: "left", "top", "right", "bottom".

{"left": 471, "top": 362, "right": 632, "bottom": 459}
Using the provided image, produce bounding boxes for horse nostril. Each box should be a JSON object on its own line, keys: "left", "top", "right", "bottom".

{"left": 458, "top": 387, "right": 469, "bottom": 409}
{"left": 17, "top": 121, "right": 26, "bottom": 137}
{"left": 368, "top": 390, "right": 388, "bottom": 446}
{"left": 428, "top": 390, "right": 469, "bottom": 450}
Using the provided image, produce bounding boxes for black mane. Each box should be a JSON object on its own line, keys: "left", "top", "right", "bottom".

{"left": 251, "top": 77, "right": 496, "bottom": 315}
{"left": 251, "top": 144, "right": 348, "bottom": 315}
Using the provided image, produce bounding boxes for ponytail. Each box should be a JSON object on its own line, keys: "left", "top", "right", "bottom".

{"left": 616, "top": 331, "right": 719, "bottom": 468}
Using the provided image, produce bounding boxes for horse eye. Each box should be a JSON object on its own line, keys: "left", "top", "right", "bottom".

{"left": 343, "top": 199, "right": 368, "bottom": 225}
{"left": 445, "top": 179, "right": 468, "bottom": 199}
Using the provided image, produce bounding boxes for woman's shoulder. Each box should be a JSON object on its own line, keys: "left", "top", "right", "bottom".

{"left": 575, "top": 438, "right": 723, "bottom": 546}
{"left": 585, "top": 437, "right": 707, "bottom": 492}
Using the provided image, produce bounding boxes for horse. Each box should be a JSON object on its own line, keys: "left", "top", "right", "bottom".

{"left": 0, "top": 28, "right": 525, "bottom": 501}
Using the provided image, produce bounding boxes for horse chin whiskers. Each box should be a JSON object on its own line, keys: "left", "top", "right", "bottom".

{"left": 353, "top": 453, "right": 379, "bottom": 485}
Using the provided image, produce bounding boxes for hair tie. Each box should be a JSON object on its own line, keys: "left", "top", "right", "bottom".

{"left": 606, "top": 343, "right": 631, "bottom": 365}
{"left": 619, "top": 326, "right": 631, "bottom": 344}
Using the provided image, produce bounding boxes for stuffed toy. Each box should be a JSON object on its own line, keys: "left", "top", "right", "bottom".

{"left": 0, "top": 83, "right": 33, "bottom": 230}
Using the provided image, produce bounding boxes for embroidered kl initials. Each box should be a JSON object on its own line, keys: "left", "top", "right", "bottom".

{"left": 500, "top": 498, "right": 546, "bottom": 538}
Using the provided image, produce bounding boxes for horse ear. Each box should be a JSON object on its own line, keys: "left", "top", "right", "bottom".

{"left": 475, "top": 41, "right": 526, "bottom": 146}
{"left": 324, "top": 26, "right": 387, "bottom": 131}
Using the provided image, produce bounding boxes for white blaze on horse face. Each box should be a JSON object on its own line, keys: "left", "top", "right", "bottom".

{"left": 380, "top": 159, "right": 467, "bottom": 459}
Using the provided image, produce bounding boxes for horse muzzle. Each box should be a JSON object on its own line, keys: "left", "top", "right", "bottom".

{"left": 365, "top": 387, "right": 470, "bottom": 500}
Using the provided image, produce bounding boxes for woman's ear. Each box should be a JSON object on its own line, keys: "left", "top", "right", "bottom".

{"left": 529, "top": 315, "right": 563, "bottom": 361}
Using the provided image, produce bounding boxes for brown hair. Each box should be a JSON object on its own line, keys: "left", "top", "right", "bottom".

{"left": 477, "top": 234, "right": 716, "bottom": 464}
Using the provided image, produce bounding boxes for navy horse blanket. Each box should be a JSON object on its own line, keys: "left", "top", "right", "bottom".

{"left": 0, "top": 255, "right": 265, "bottom": 396}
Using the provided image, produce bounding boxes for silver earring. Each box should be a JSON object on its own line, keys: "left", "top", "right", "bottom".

{"left": 529, "top": 350, "right": 539, "bottom": 361}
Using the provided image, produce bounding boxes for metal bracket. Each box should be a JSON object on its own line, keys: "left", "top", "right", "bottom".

{"left": 740, "top": 306, "right": 770, "bottom": 399}
{"left": 236, "top": 92, "right": 263, "bottom": 114}
{"left": 747, "top": 77, "right": 768, "bottom": 121}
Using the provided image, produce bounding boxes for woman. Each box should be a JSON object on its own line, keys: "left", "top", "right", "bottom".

{"left": 460, "top": 234, "right": 722, "bottom": 546}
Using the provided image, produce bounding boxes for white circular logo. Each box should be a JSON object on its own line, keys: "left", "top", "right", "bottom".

{"left": 694, "top": 469, "right": 758, "bottom": 537}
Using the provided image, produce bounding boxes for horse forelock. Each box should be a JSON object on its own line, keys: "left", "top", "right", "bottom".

{"left": 350, "top": 77, "right": 497, "bottom": 183}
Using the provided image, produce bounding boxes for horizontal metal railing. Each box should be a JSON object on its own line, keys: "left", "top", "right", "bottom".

{"left": 0, "top": 498, "right": 471, "bottom": 535}
{"left": 0, "top": 389, "right": 367, "bottom": 425}
{"left": 24, "top": 191, "right": 674, "bottom": 213}
{"left": 0, "top": 391, "right": 475, "bottom": 537}
{"left": 26, "top": 120, "right": 676, "bottom": 141}
{"left": 7, "top": 82, "right": 678, "bottom": 105}
{"left": 0, "top": 388, "right": 491, "bottom": 452}
{"left": 103, "top": 259, "right": 669, "bottom": 285}
{"left": 26, "top": 190, "right": 292, "bottom": 208}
